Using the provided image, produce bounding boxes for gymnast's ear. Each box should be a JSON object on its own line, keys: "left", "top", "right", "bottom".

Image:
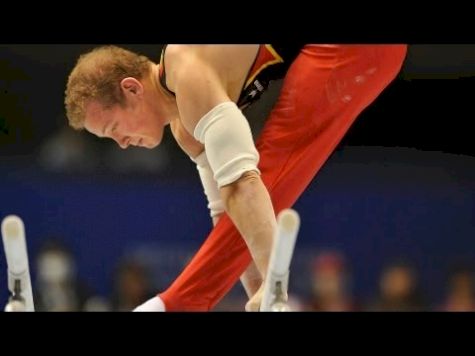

{"left": 120, "top": 77, "right": 144, "bottom": 97}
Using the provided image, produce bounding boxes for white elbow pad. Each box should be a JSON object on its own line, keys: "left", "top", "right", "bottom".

{"left": 191, "top": 151, "right": 225, "bottom": 218}
{"left": 194, "top": 102, "right": 260, "bottom": 188}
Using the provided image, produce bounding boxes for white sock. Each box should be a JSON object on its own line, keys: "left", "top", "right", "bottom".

{"left": 133, "top": 296, "right": 166, "bottom": 312}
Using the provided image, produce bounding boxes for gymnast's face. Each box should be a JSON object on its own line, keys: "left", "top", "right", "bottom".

{"left": 84, "top": 77, "right": 166, "bottom": 149}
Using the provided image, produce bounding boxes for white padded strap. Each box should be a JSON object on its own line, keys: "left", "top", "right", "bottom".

{"left": 194, "top": 102, "right": 260, "bottom": 188}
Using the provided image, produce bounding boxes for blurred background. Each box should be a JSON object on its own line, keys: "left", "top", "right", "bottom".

{"left": 0, "top": 44, "right": 474, "bottom": 311}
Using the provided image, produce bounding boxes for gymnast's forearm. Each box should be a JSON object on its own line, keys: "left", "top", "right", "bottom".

{"left": 220, "top": 171, "right": 276, "bottom": 279}
{"left": 212, "top": 212, "right": 263, "bottom": 298}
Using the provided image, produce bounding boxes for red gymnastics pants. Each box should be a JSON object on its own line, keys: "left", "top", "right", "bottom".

{"left": 160, "top": 44, "right": 408, "bottom": 311}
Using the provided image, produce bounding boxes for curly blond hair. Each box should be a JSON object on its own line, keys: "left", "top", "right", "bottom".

{"left": 65, "top": 45, "right": 151, "bottom": 130}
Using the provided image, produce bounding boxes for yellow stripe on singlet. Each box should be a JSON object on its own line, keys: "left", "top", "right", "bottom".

{"left": 244, "top": 44, "right": 284, "bottom": 89}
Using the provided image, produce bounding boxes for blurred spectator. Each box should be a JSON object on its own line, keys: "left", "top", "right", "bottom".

{"left": 38, "top": 125, "right": 99, "bottom": 173}
{"left": 34, "top": 240, "right": 95, "bottom": 311}
{"left": 83, "top": 296, "right": 112, "bottom": 312}
{"left": 440, "top": 264, "right": 475, "bottom": 311}
{"left": 38, "top": 123, "right": 171, "bottom": 175}
{"left": 111, "top": 259, "right": 154, "bottom": 311}
{"left": 367, "top": 261, "right": 426, "bottom": 311}
{"left": 307, "top": 250, "right": 356, "bottom": 311}
{"left": 104, "top": 143, "right": 170, "bottom": 174}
